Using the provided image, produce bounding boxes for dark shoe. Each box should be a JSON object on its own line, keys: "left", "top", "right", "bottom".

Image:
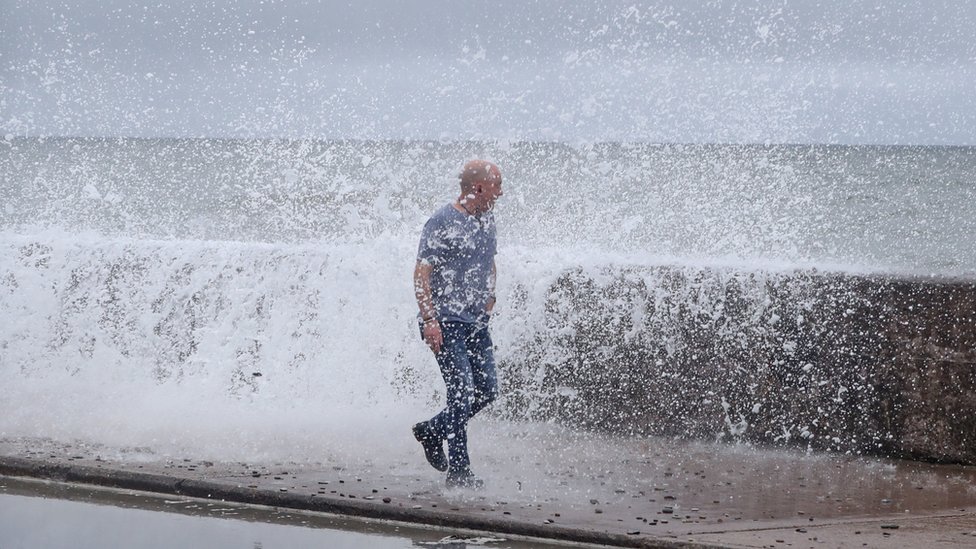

{"left": 412, "top": 422, "right": 448, "bottom": 472}
{"left": 446, "top": 469, "right": 484, "bottom": 489}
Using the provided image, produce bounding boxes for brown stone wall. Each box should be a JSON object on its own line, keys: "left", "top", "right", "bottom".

{"left": 496, "top": 267, "right": 976, "bottom": 464}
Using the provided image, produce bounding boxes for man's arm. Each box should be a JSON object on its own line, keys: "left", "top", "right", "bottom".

{"left": 414, "top": 260, "right": 442, "bottom": 354}
{"left": 486, "top": 260, "right": 496, "bottom": 315}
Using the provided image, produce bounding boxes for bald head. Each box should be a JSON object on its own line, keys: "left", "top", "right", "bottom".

{"left": 459, "top": 159, "right": 501, "bottom": 192}
{"left": 456, "top": 159, "right": 504, "bottom": 214}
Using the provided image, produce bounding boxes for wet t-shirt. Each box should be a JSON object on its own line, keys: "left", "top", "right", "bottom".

{"left": 417, "top": 203, "right": 497, "bottom": 323}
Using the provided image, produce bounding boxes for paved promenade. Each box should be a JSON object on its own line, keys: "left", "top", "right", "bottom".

{"left": 2, "top": 424, "right": 976, "bottom": 548}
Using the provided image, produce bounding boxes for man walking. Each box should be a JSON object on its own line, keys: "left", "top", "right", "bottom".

{"left": 412, "top": 159, "right": 503, "bottom": 488}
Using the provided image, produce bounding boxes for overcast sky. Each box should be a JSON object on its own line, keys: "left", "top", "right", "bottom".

{"left": 2, "top": 0, "right": 975, "bottom": 144}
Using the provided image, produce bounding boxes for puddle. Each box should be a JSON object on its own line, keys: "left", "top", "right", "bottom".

{"left": 0, "top": 476, "right": 582, "bottom": 549}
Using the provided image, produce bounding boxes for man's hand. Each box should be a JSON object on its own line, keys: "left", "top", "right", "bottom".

{"left": 422, "top": 319, "right": 443, "bottom": 354}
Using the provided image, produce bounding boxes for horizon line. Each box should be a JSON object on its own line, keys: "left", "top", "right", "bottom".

{"left": 5, "top": 135, "right": 974, "bottom": 149}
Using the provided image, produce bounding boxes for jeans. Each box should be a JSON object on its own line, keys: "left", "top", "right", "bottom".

{"left": 422, "top": 320, "right": 498, "bottom": 473}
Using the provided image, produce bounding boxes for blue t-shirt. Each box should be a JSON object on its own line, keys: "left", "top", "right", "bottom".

{"left": 417, "top": 203, "right": 497, "bottom": 323}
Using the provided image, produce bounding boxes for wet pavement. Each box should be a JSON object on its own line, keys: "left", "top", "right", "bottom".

{"left": 2, "top": 422, "right": 976, "bottom": 548}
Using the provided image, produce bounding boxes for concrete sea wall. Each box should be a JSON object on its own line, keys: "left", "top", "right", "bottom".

{"left": 5, "top": 236, "right": 973, "bottom": 465}
{"left": 498, "top": 267, "right": 976, "bottom": 465}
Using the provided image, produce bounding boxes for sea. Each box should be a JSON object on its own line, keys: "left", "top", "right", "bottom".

{"left": 1, "top": 136, "right": 974, "bottom": 463}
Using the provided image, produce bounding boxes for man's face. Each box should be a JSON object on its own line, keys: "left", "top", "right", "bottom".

{"left": 480, "top": 178, "right": 503, "bottom": 210}
{"left": 478, "top": 166, "right": 503, "bottom": 210}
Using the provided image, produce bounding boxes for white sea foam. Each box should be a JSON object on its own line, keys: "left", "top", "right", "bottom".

{"left": 0, "top": 230, "right": 612, "bottom": 459}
